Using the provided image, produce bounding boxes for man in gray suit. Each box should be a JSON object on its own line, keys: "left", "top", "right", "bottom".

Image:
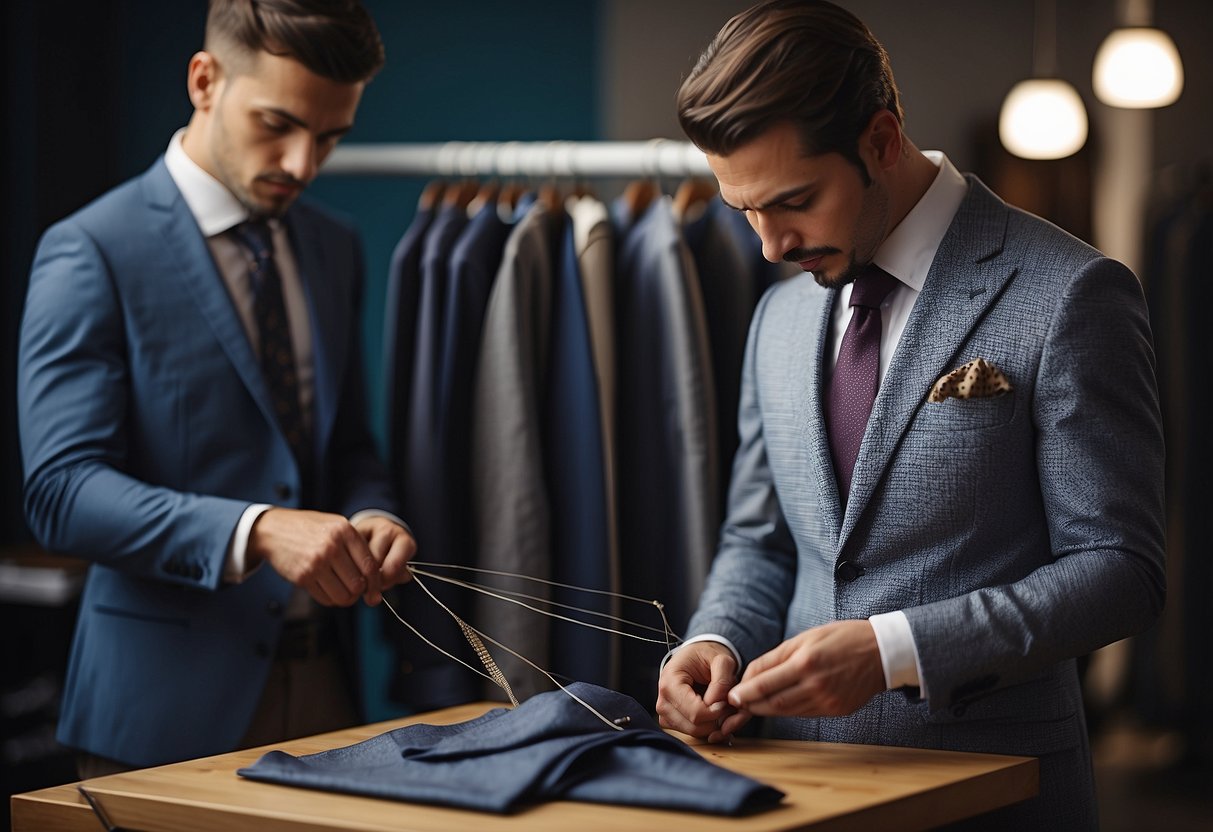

{"left": 655, "top": 1, "right": 1165, "bottom": 828}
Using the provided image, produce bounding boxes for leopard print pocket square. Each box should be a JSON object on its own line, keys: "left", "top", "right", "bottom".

{"left": 929, "top": 358, "right": 1012, "bottom": 403}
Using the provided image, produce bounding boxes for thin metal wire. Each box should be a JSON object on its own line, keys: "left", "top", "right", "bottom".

{"left": 410, "top": 560, "right": 670, "bottom": 606}
{"left": 408, "top": 565, "right": 679, "bottom": 644}
{"left": 380, "top": 595, "right": 499, "bottom": 687}
{"left": 396, "top": 571, "right": 625, "bottom": 732}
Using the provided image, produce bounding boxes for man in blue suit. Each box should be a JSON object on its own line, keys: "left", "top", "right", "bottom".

{"left": 17, "top": 0, "right": 415, "bottom": 776}
{"left": 656, "top": 2, "right": 1165, "bottom": 828}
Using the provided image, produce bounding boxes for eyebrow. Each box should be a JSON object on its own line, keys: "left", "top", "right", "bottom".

{"left": 261, "top": 106, "right": 354, "bottom": 141}
{"left": 719, "top": 183, "right": 815, "bottom": 212}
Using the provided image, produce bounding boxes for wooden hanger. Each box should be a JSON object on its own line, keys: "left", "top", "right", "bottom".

{"left": 468, "top": 179, "right": 500, "bottom": 216}
{"left": 417, "top": 179, "right": 446, "bottom": 211}
{"left": 443, "top": 179, "right": 479, "bottom": 211}
{"left": 497, "top": 181, "right": 523, "bottom": 215}
{"left": 673, "top": 177, "right": 718, "bottom": 223}
{"left": 621, "top": 178, "right": 658, "bottom": 219}
{"left": 538, "top": 182, "right": 563, "bottom": 213}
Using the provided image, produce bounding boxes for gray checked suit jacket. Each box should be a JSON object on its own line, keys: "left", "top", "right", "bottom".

{"left": 686, "top": 175, "right": 1166, "bottom": 829}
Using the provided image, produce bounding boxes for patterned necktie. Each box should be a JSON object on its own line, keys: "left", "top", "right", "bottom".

{"left": 826, "top": 265, "right": 900, "bottom": 500}
{"left": 231, "top": 220, "right": 309, "bottom": 467}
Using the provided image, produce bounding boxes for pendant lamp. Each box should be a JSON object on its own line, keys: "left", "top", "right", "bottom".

{"left": 1093, "top": 0, "right": 1183, "bottom": 108}
{"left": 998, "top": 0, "right": 1089, "bottom": 160}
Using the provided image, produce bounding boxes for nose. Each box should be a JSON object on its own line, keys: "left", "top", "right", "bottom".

{"left": 280, "top": 136, "right": 319, "bottom": 184}
{"left": 750, "top": 211, "right": 799, "bottom": 264}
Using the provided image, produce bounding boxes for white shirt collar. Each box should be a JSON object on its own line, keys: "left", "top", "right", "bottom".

{"left": 871, "top": 150, "right": 967, "bottom": 292}
{"left": 163, "top": 128, "right": 250, "bottom": 237}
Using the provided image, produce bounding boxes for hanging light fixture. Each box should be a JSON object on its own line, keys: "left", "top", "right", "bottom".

{"left": 1093, "top": 0, "right": 1183, "bottom": 108}
{"left": 998, "top": 0, "right": 1089, "bottom": 160}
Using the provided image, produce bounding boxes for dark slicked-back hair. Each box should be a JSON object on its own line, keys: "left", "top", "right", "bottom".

{"left": 677, "top": 0, "right": 902, "bottom": 173}
{"left": 205, "top": 0, "right": 384, "bottom": 83}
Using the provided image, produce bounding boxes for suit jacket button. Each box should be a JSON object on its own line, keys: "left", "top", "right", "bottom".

{"left": 274, "top": 483, "right": 292, "bottom": 500}
{"left": 266, "top": 600, "right": 283, "bottom": 616}
{"left": 951, "top": 704, "right": 967, "bottom": 717}
{"left": 255, "top": 642, "right": 271, "bottom": 659}
{"left": 834, "top": 560, "right": 864, "bottom": 582}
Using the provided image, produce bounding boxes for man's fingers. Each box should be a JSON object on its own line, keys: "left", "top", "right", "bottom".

{"left": 738, "top": 639, "right": 788, "bottom": 681}
{"left": 379, "top": 533, "right": 416, "bottom": 588}
{"left": 329, "top": 524, "right": 375, "bottom": 601}
{"left": 729, "top": 656, "right": 803, "bottom": 711}
{"left": 655, "top": 693, "right": 704, "bottom": 735}
{"left": 306, "top": 574, "right": 338, "bottom": 608}
{"left": 720, "top": 709, "right": 751, "bottom": 737}
{"left": 657, "top": 666, "right": 721, "bottom": 737}
{"left": 702, "top": 652, "right": 739, "bottom": 706}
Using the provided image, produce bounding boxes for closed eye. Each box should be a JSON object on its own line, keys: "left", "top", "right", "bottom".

{"left": 260, "top": 116, "right": 290, "bottom": 134}
{"left": 778, "top": 196, "right": 813, "bottom": 212}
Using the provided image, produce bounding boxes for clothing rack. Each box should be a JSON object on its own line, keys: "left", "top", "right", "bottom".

{"left": 322, "top": 140, "right": 713, "bottom": 178}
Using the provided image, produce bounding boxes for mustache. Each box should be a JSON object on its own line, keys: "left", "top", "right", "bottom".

{"left": 782, "top": 247, "right": 839, "bottom": 263}
{"left": 256, "top": 173, "right": 306, "bottom": 189}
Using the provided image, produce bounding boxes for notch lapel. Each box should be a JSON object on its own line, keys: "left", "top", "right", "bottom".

{"left": 841, "top": 178, "right": 1015, "bottom": 542}
{"left": 143, "top": 162, "right": 280, "bottom": 433}
{"left": 794, "top": 282, "right": 845, "bottom": 538}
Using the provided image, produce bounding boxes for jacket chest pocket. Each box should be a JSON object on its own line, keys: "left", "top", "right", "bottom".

{"left": 913, "top": 391, "right": 1016, "bottom": 435}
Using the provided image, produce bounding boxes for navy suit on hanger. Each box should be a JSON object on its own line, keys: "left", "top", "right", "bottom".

{"left": 544, "top": 217, "right": 613, "bottom": 688}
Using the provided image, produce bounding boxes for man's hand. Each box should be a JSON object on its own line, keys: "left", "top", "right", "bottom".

{"left": 656, "top": 641, "right": 749, "bottom": 743}
{"left": 727, "top": 620, "right": 885, "bottom": 717}
{"left": 248, "top": 508, "right": 395, "bottom": 607}
{"left": 351, "top": 514, "right": 417, "bottom": 605}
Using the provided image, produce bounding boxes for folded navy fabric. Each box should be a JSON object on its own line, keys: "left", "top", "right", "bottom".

{"left": 238, "top": 682, "right": 784, "bottom": 815}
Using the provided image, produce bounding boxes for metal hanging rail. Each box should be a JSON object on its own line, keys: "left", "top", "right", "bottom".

{"left": 321, "top": 140, "right": 713, "bottom": 178}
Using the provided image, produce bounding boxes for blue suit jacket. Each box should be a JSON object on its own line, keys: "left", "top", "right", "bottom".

{"left": 687, "top": 177, "right": 1166, "bottom": 829}
{"left": 18, "top": 158, "right": 397, "bottom": 767}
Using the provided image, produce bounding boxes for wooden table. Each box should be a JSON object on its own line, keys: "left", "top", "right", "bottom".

{"left": 11, "top": 702, "right": 1036, "bottom": 831}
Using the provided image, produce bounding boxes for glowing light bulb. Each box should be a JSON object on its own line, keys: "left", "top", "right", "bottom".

{"left": 1093, "top": 27, "right": 1183, "bottom": 108}
{"left": 998, "top": 78, "right": 1089, "bottom": 160}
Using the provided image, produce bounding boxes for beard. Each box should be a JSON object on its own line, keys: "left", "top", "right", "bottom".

{"left": 789, "top": 178, "right": 891, "bottom": 290}
{"left": 208, "top": 112, "right": 302, "bottom": 219}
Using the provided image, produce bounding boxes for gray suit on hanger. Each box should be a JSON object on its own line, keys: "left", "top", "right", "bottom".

{"left": 471, "top": 200, "right": 558, "bottom": 700}
{"left": 686, "top": 176, "right": 1165, "bottom": 829}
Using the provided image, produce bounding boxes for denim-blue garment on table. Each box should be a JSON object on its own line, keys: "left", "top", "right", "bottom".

{"left": 238, "top": 682, "right": 784, "bottom": 815}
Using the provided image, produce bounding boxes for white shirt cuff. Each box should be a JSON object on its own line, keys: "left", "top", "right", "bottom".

{"left": 659, "top": 633, "right": 743, "bottom": 675}
{"left": 869, "top": 610, "right": 926, "bottom": 696}
{"left": 224, "top": 503, "right": 273, "bottom": 584}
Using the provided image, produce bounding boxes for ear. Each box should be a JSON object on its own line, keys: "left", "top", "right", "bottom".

{"left": 186, "top": 51, "right": 223, "bottom": 111}
{"left": 859, "top": 109, "right": 903, "bottom": 174}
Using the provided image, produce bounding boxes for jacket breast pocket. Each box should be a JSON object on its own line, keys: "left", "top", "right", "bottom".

{"left": 915, "top": 391, "right": 1016, "bottom": 433}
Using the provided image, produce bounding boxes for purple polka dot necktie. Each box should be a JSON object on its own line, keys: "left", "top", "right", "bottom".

{"left": 231, "top": 220, "right": 309, "bottom": 468}
{"left": 826, "top": 265, "right": 900, "bottom": 501}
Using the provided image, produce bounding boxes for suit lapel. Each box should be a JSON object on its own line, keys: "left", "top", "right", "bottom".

{"left": 841, "top": 177, "right": 1015, "bottom": 542}
{"left": 795, "top": 281, "right": 845, "bottom": 537}
{"left": 143, "top": 161, "right": 280, "bottom": 432}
